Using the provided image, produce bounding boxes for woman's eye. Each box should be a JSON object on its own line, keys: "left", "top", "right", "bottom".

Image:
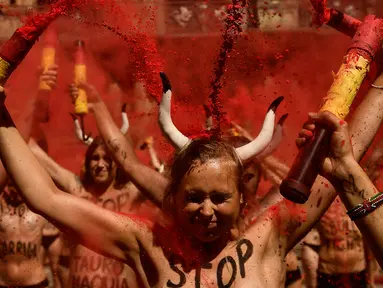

{"left": 243, "top": 173, "right": 255, "bottom": 183}
{"left": 186, "top": 193, "right": 202, "bottom": 203}
{"left": 211, "top": 194, "right": 229, "bottom": 204}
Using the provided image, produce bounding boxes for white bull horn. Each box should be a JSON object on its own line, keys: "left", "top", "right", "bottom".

{"left": 70, "top": 113, "right": 94, "bottom": 146}
{"left": 203, "top": 104, "right": 213, "bottom": 131}
{"left": 120, "top": 103, "right": 129, "bottom": 135}
{"left": 256, "top": 113, "right": 288, "bottom": 160}
{"left": 158, "top": 72, "right": 190, "bottom": 150}
{"left": 236, "top": 96, "right": 284, "bottom": 161}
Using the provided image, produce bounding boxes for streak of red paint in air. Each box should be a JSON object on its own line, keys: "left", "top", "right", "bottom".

{"left": 86, "top": 21, "right": 163, "bottom": 101}
{"left": 208, "top": 0, "right": 247, "bottom": 139}
{"left": 36, "top": 0, "right": 164, "bottom": 101}
{"left": 310, "top": 0, "right": 330, "bottom": 27}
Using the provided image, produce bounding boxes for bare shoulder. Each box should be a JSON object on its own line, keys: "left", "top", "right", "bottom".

{"left": 243, "top": 207, "right": 282, "bottom": 250}
{"left": 302, "top": 228, "right": 320, "bottom": 245}
{"left": 244, "top": 200, "right": 304, "bottom": 253}
{"left": 121, "top": 213, "right": 168, "bottom": 264}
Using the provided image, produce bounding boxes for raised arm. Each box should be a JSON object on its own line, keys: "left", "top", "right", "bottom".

{"left": 69, "top": 83, "right": 168, "bottom": 207}
{"left": 0, "top": 159, "right": 8, "bottom": 193}
{"left": 301, "top": 229, "right": 320, "bottom": 288}
{"left": 284, "top": 73, "right": 383, "bottom": 251}
{"left": 28, "top": 138, "right": 83, "bottom": 195}
{"left": 0, "top": 104, "right": 144, "bottom": 265}
{"left": 333, "top": 156, "right": 383, "bottom": 267}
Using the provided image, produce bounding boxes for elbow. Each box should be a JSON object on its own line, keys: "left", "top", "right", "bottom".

{"left": 26, "top": 185, "right": 59, "bottom": 215}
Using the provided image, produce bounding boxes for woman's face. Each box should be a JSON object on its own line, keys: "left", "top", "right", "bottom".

{"left": 174, "top": 158, "right": 241, "bottom": 243}
{"left": 242, "top": 163, "right": 261, "bottom": 198}
{"left": 89, "top": 145, "right": 114, "bottom": 185}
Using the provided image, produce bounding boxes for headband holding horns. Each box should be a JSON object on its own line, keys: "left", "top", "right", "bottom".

{"left": 70, "top": 103, "right": 130, "bottom": 145}
{"left": 158, "top": 72, "right": 284, "bottom": 161}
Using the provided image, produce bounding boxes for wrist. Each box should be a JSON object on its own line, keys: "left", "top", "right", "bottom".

{"left": 88, "top": 100, "right": 104, "bottom": 113}
{"left": 326, "top": 156, "right": 358, "bottom": 189}
{"left": 332, "top": 156, "right": 359, "bottom": 180}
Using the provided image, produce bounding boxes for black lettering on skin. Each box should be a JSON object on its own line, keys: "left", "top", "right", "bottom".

{"left": 217, "top": 256, "right": 237, "bottom": 288}
{"left": 29, "top": 243, "right": 37, "bottom": 258}
{"left": 90, "top": 255, "right": 102, "bottom": 272}
{"left": 72, "top": 275, "right": 130, "bottom": 288}
{"left": 236, "top": 239, "right": 253, "bottom": 278}
{"left": 107, "top": 139, "right": 127, "bottom": 162}
{"left": 112, "top": 260, "right": 125, "bottom": 276}
{"left": 90, "top": 275, "right": 102, "bottom": 287}
{"left": 80, "top": 255, "right": 89, "bottom": 272}
{"left": 0, "top": 241, "right": 6, "bottom": 258}
{"left": 165, "top": 239, "right": 253, "bottom": 287}
{"left": 16, "top": 241, "right": 22, "bottom": 253}
{"left": 102, "top": 257, "right": 113, "bottom": 273}
{"left": 195, "top": 263, "right": 212, "bottom": 288}
{"left": 72, "top": 276, "right": 81, "bottom": 288}
{"left": 167, "top": 263, "right": 186, "bottom": 287}
{"left": 81, "top": 275, "right": 90, "bottom": 287}
{"left": 9, "top": 241, "right": 14, "bottom": 254}
{"left": 0, "top": 241, "right": 38, "bottom": 259}
{"left": 73, "top": 256, "right": 81, "bottom": 272}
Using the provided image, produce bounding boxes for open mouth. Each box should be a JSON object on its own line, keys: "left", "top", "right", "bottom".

{"left": 193, "top": 220, "right": 218, "bottom": 230}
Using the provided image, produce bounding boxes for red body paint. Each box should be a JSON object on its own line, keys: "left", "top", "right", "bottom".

{"left": 3, "top": 0, "right": 381, "bottom": 263}
{"left": 0, "top": 2, "right": 69, "bottom": 66}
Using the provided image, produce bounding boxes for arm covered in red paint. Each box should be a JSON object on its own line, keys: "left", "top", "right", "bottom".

{"left": 0, "top": 105, "right": 147, "bottom": 265}
{"left": 28, "top": 138, "right": 83, "bottom": 196}
{"left": 283, "top": 73, "right": 383, "bottom": 252}
{"left": 74, "top": 83, "right": 168, "bottom": 207}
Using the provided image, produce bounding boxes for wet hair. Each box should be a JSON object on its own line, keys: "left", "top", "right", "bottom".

{"left": 163, "top": 139, "right": 244, "bottom": 210}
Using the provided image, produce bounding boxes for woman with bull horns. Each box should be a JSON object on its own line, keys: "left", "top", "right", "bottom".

{"left": 0, "top": 70, "right": 383, "bottom": 287}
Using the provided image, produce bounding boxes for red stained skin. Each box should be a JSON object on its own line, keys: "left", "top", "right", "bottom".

{"left": 3, "top": 0, "right": 380, "bottom": 253}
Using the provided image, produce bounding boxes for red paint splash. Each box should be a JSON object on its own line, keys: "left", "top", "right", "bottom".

{"left": 340, "top": 139, "right": 345, "bottom": 147}
{"left": 0, "top": 3, "right": 68, "bottom": 67}
{"left": 78, "top": 20, "right": 163, "bottom": 100}
{"left": 208, "top": 0, "right": 247, "bottom": 138}
{"left": 310, "top": 0, "right": 330, "bottom": 27}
